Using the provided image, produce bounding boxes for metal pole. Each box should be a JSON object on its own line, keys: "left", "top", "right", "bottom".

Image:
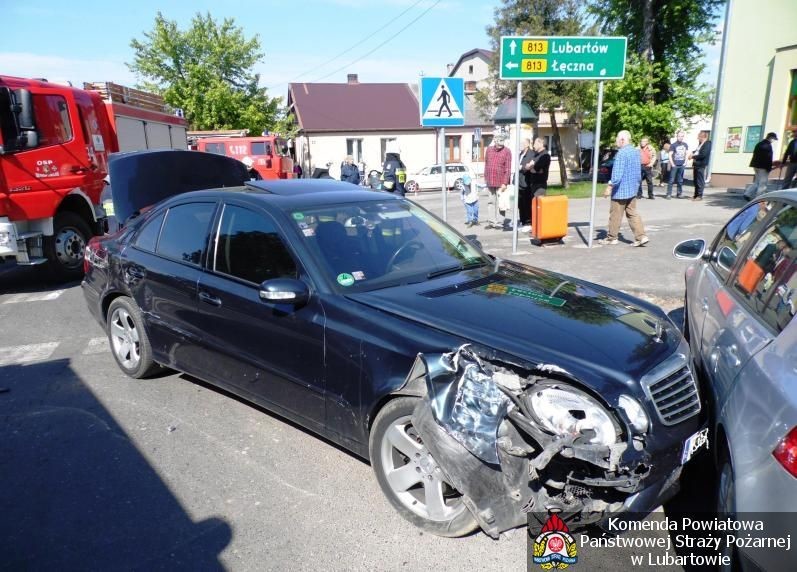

{"left": 512, "top": 81, "right": 522, "bottom": 255}
{"left": 441, "top": 127, "right": 447, "bottom": 222}
{"left": 587, "top": 81, "right": 604, "bottom": 249}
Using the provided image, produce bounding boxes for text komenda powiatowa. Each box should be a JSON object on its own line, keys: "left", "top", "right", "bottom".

{"left": 579, "top": 517, "right": 791, "bottom": 566}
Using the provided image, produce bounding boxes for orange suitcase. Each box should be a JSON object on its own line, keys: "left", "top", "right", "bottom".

{"left": 736, "top": 259, "right": 764, "bottom": 294}
{"left": 531, "top": 195, "right": 568, "bottom": 241}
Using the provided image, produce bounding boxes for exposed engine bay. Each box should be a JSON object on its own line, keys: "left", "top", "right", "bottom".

{"left": 409, "top": 344, "right": 660, "bottom": 538}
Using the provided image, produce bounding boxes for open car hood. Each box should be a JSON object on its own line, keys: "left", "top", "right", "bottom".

{"left": 108, "top": 149, "right": 248, "bottom": 223}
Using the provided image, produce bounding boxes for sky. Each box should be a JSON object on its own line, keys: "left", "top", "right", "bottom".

{"left": 1, "top": 0, "right": 722, "bottom": 102}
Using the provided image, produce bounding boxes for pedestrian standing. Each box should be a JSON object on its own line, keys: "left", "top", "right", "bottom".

{"left": 381, "top": 142, "right": 408, "bottom": 196}
{"left": 667, "top": 130, "right": 688, "bottom": 199}
{"left": 750, "top": 132, "right": 779, "bottom": 197}
{"left": 484, "top": 134, "right": 512, "bottom": 227}
{"left": 460, "top": 174, "right": 479, "bottom": 227}
{"left": 636, "top": 136, "right": 656, "bottom": 199}
{"left": 523, "top": 138, "right": 551, "bottom": 232}
{"left": 516, "top": 138, "right": 534, "bottom": 229}
{"left": 658, "top": 142, "right": 671, "bottom": 187}
{"left": 781, "top": 128, "right": 797, "bottom": 189}
{"left": 690, "top": 130, "right": 712, "bottom": 201}
{"left": 340, "top": 155, "right": 361, "bottom": 185}
{"left": 667, "top": 131, "right": 688, "bottom": 197}
{"left": 598, "top": 130, "right": 649, "bottom": 247}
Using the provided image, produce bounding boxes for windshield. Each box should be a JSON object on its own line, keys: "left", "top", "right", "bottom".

{"left": 290, "top": 200, "right": 490, "bottom": 292}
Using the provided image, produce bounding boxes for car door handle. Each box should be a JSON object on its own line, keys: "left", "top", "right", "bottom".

{"left": 721, "top": 344, "right": 741, "bottom": 367}
{"left": 125, "top": 267, "right": 145, "bottom": 280}
{"left": 198, "top": 291, "right": 222, "bottom": 307}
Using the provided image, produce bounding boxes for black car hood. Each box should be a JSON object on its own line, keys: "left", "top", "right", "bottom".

{"left": 108, "top": 149, "right": 248, "bottom": 223}
{"left": 349, "top": 262, "right": 680, "bottom": 394}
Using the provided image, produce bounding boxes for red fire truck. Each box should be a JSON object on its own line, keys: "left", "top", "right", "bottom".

{"left": 190, "top": 131, "right": 294, "bottom": 180}
{"left": 0, "top": 77, "right": 187, "bottom": 278}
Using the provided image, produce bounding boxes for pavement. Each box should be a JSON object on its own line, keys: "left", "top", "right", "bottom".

{"left": 410, "top": 183, "right": 747, "bottom": 312}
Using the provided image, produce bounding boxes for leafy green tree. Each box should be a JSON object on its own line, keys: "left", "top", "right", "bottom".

{"left": 480, "top": 0, "right": 596, "bottom": 187}
{"left": 129, "top": 12, "right": 281, "bottom": 134}
{"left": 582, "top": 54, "right": 714, "bottom": 147}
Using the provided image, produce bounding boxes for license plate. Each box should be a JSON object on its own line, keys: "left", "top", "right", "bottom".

{"left": 681, "top": 428, "right": 710, "bottom": 464}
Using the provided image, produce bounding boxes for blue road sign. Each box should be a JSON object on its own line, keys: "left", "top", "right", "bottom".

{"left": 420, "top": 77, "right": 465, "bottom": 127}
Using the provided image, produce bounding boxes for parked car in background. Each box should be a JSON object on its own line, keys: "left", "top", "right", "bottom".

{"left": 84, "top": 150, "right": 707, "bottom": 540}
{"left": 674, "top": 190, "right": 797, "bottom": 571}
{"left": 405, "top": 163, "right": 474, "bottom": 193}
{"left": 596, "top": 149, "right": 618, "bottom": 183}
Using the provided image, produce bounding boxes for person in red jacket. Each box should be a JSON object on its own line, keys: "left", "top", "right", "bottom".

{"left": 484, "top": 134, "right": 512, "bottom": 228}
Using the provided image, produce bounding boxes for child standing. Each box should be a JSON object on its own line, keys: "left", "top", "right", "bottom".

{"left": 461, "top": 174, "right": 479, "bottom": 227}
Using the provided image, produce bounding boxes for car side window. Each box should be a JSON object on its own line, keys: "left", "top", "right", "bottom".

{"left": 711, "top": 201, "right": 774, "bottom": 281}
{"left": 214, "top": 205, "right": 297, "bottom": 284}
{"left": 156, "top": 203, "right": 216, "bottom": 266}
{"left": 133, "top": 212, "right": 165, "bottom": 252}
{"left": 731, "top": 204, "right": 797, "bottom": 332}
{"left": 430, "top": 167, "right": 441, "bottom": 175}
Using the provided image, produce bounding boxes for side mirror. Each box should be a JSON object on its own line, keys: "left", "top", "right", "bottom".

{"left": 717, "top": 246, "right": 737, "bottom": 271}
{"left": 259, "top": 278, "right": 309, "bottom": 305}
{"left": 673, "top": 238, "right": 706, "bottom": 260}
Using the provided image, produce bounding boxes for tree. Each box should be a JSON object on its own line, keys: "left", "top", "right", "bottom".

{"left": 128, "top": 12, "right": 281, "bottom": 134}
{"left": 590, "top": 0, "right": 723, "bottom": 100}
{"left": 481, "top": 0, "right": 596, "bottom": 187}
{"left": 582, "top": 54, "right": 714, "bottom": 148}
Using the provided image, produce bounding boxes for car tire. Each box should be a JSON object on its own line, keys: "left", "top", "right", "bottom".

{"left": 106, "top": 297, "right": 161, "bottom": 379}
{"left": 453, "top": 178, "right": 464, "bottom": 192}
{"left": 406, "top": 180, "right": 419, "bottom": 193}
{"left": 369, "top": 397, "right": 479, "bottom": 537}
{"left": 44, "top": 211, "right": 93, "bottom": 281}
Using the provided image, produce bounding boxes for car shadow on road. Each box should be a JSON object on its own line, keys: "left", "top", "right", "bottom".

{"left": 703, "top": 190, "right": 748, "bottom": 211}
{"left": 0, "top": 359, "right": 232, "bottom": 570}
{"left": 0, "top": 263, "right": 80, "bottom": 295}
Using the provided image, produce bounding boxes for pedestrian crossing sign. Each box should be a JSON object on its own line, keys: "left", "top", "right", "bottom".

{"left": 420, "top": 77, "right": 465, "bottom": 127}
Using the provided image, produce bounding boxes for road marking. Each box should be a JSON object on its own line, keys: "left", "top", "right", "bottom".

{"left": 0, "top": 342, "right": 60, "bottom": 366}
{"left": 2, "top": 290, "right": 66, "bottom": 304}
{"left": 83, "top": 337, "right": 110, "bottom": 355}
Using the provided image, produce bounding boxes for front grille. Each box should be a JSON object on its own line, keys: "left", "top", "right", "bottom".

{"left": 642, "top": 362, "right": 701, "bottom": 426}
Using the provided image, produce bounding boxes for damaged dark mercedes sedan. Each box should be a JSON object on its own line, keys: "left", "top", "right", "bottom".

{"left": 83, "top": 150, "right": 707, "bottom": 538}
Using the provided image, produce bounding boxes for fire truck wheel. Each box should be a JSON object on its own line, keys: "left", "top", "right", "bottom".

{"left": 45, "top": 212, "right": 92, "bottom": 281}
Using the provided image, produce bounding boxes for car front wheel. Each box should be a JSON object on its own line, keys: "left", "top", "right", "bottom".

{"left": 369, "top": 397, "right": 479, "bottom": 537}
{"left": 405, "top": 180, "right": 420, "bottom": 193}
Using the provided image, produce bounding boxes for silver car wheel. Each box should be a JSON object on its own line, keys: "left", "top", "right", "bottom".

{"left": 53, "top": 225, "right": 86, "bottom": 268}
{"left": 110, "top": 307, "right": 141, "bottom": 369}
{"left": 379, "top": 414, "right": 468, "bottom": 522}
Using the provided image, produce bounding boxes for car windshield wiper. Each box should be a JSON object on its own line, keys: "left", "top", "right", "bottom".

{"left": 426, "top": 260, "right": 487, "bottom": 279}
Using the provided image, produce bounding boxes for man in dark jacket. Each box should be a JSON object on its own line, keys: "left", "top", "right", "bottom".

{"left": 781, "top": 128, "right": 797, "bottom": 189}
{"left": 381, "top": 144, "right": 407, "bottom": 196}
{"left": 750, "top": 132, "right": 779, "bottom": 196}
{"left": 690, "top": 130, "right": 711, "bottom": 200}
{"left": 340, "top": 155, "right": 361, "bottom": 185}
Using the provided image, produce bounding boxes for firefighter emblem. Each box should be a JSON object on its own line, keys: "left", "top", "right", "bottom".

{"left": 532, "top": 514, "right": 578, "bottom": 570}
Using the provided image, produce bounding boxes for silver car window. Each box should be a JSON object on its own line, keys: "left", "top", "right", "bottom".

{"left": 711, "top": 201, "right": 774, "bottom": 281}
{"left": 731, "top": 204, "right": 797, "bottom": 332}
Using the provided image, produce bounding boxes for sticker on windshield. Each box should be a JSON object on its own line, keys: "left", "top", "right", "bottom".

{"left": 292, "top": 212, "right": 305, "bottom": 221}
{"left": 481, "top": 284, "right": 567, "bottom": 307}
{"left": 352, "top": 271, "right": 366, "bottom": 281}
{"left": 302, "top": 228, "right": 315, "bottom": 237}
{"left": 337, "top": 273, "right": 356, "bottom": 287}
{"left": 378, "top": 211, "right": 412, "bottom": 220}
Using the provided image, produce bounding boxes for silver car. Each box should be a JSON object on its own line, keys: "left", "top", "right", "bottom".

{"left": 674, "top": 190, "right": 797, "bottom": 570}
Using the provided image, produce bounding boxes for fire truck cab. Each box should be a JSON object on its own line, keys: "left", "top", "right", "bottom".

{"left": 191, "top": 131, "right": 294, "bottom": 180}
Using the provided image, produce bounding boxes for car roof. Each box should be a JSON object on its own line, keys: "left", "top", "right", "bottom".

{"left": 165, "top": 181, "right": 399, "bottom": 210}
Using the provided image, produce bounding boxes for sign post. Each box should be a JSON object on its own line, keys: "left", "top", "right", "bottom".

{"left": 419, "top": 77, "right": 465, "bottom": 222}
{"left": 499, "top": 36, "right": 626, "bottom": 250}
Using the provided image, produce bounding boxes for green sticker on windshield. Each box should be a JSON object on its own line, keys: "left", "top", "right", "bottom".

{"left": 292, "top": 212, "right": 305, "bottom": 221}
{"left": 337, "top": 273, "right": 355, "bottom": 287}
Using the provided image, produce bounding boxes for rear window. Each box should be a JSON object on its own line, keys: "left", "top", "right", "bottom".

{"left": 133, "top": 212, "right": 165, "bottom": 252}
{"left": 157, "top": 203, "right": 215, "bottom": 266}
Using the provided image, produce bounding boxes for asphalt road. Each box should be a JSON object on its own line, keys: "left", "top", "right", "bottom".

{"left": 0, "top": 185, "right": 743, "bottom": 571}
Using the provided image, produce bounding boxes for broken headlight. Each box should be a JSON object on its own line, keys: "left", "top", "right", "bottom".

{"left": 618, "top": 394, "right": 650, "bottom": 434}
{"left": 528, "top": 385, "right": 618, "bottom": 446}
